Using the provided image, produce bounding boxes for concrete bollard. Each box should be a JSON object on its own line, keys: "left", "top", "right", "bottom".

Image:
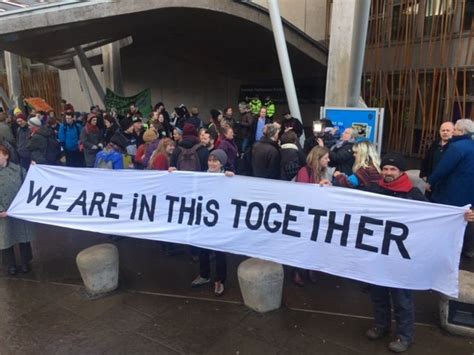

{"left": 439, "top": 270, "right": 474, "bottom": 337}
{"left": 237, "top": 258, "right": 284, "bottom": 312}
{"left": 76, "top": 243, "right": 119, "bottom": 296}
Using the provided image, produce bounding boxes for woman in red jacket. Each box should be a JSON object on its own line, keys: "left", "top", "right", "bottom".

{"left": 148, "top": 138, "right": 175, "bottom": 170}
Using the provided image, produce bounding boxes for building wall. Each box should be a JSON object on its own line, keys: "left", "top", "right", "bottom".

{"left": 252, "top": 0, "right": 329, "bottom": 42}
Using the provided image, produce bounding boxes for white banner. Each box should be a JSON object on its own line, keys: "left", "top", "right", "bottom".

{"left": 8, "top": 165, "right": 468, "bottom": 297}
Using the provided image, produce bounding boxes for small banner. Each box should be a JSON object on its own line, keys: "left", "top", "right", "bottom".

{"left": 24, "top": 97, "right": 54, "bottom": 113}
{"left": 105, "top": 88, "right": 152, "bottom": 118}
{"left": 8, "top": 165, "right": 468, "bottom": 297}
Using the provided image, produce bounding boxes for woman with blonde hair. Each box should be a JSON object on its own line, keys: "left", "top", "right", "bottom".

{"left": 148, "top": 138, "right": 176, "bottom": 170}
{"left": 334, "top": 140, "right": 381, "bottom": 188}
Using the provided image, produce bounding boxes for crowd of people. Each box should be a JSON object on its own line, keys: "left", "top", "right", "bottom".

{"left": 0, "top": 99, "right": 473, "bottom": 353}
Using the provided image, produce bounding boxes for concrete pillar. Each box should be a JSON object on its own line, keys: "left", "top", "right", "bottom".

{"left": 75, "top": 46, "right": 105, "bottom": 106}
{"left": 325, "top": 0, "right": 371, "bottom": 107}
{"left": 73, "top": 55, "right": 94, "bottom": 108}
{"left": 4, "top": 51, "right": 23, "bottom": 109}
{"left": 102, "top": 41, "right": 124, "bottom": 95}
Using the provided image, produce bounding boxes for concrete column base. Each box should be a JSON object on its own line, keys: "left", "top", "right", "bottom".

{"left": 237, "top": 258, "right": 284, "bottom": 313}
{"left": 76, "top": 243, "right": 119, "bottom": 296}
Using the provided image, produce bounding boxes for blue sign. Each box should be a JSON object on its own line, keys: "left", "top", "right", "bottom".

{"left": 323, "top": 108, "right": 379, "bottom": 143}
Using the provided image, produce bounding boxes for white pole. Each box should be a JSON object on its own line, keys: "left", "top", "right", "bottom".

{"left": 267, "top": 0, "right": 303, "bottom": 128}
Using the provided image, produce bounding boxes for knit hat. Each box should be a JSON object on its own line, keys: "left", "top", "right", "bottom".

{"left": 87, "top": 113, "right": 96, "bottom": 123}
{"left": 209, "top": 149, "right": 227, "bottom": 167}
{"left": 120, "top": 117, "right": 134, "bottom": 131}
{"left": 110, "top": 132, "right": 128, "bottom": 151}
{"left": 210, "top": 109, "right": 220, "bottom": 120}
{"left": 28, "top": 117, "right": 42, "bottom": 128}
{"left": 183, "top": 123, "right": 197, "bottom": 137}
{"left": 16, "top": 113, "right": 27, "bottom": 122}
{"left": 143, "top": 129, "right": 158, "bottom": 143}
{"left": 381, "top": 153, "right": 407, "bottom": 172}
{"left": 13, "top": 107, "right": 23, "bottom": 116}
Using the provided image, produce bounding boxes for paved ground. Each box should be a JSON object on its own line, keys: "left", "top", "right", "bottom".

{"left": 0, "top": 224, "right": 473, "bottom": 354}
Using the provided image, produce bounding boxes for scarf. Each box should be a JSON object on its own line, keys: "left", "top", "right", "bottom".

{"left": 378, "top": 172, "right": 413, "bottom": 193}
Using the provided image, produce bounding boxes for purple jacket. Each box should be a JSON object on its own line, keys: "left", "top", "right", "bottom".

{"left": 218, "top": 138, "right": 239, "bottom": 172}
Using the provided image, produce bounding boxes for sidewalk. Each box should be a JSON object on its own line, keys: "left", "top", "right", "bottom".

{"left": 0, "top": 224, "right": 472, "bottom": 354}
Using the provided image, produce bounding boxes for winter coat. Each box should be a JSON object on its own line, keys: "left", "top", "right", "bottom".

{"left": 81, "top": 126, "right": 103, "bottom": 167}
{"left": 58, "top": 123, "right": 82, "bottom": 152}
{"left": 295, "top": 165, "right": 333, "bottom": 184}
{"left": 218, "top": 138, "right": 239, "bottom": 172}
{"left": 329, "top": 141, "right": 355, "bottom": 175}
{"left": 16, "top": 126, "right": 31, "bottom": 159}
{"left": 170, "top": 135, "right": 209, "bottom": 172}
{"left": 419, "top": 140, "right": 448, "bottom": 179}
{"left": 251, "top": 116, "right": 272, "bottom": 144}
{"left": 280, "top": 143, "right": 306, "bottom": 181}
{"left": 104, "top": 123, "right": 120, "bottom": 144}
{"left": 251, "top": 137, "right": 280, "bottom": 179}
{"left": 27, "top": 126, "right": 50, "bottom": 164}
{"left": 0, "top": 162, "right": 35, "bottom": 249}
{"left": 238, "top": 112, "right": 254, "bottom": 140}
{"left": 0, "top": 122, "right": 15, "bottom": 146}
{"left": 149, "top": 153, "right": 170, "bottom": 171}
{"left": 94, "top": 148, "right": 124, "bottom": 170}
{"left": 334, "top": 165, "right": 381, "bottom": 188}
{"left": 428, "top": 135, "right": 474, "bottom": 207}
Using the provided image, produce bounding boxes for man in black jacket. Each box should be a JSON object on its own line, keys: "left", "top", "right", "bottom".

{"left": 251, "top": 123, "right": 280, "bottom": 179}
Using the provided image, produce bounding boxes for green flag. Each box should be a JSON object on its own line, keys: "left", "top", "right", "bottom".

{"left": 105, "top": 88, "right": 152, "bottom": 119}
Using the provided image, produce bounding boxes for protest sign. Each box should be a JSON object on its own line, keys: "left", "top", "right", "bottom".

{"left": 8, "top": 165, "right": 467, "bottom": 297}
{"left": 105, "top": 88, "right": 152, "bottom": 118}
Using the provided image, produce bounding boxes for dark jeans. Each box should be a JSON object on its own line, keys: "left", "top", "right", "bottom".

{"left": 199, "top": 248, "right": 227, "bottom": 283}
{"left": 369, "top": 285, "right": 414, "bottom": 343}
{"left": 463, "top": 222, "right": 474, "bottom": 255}
{"left": 2, "top": 243, "right": 33, "bottom": 267}
{"left": 65, "top": 150, "right": 84, "bottom": 167}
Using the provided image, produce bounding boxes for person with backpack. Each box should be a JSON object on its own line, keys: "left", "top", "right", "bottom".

{"left": 170, "top": 123, "right": 209, "bottom": 172}
{"left": 58, "top": 111, "right": 83, "bottom": 167}
{"left": 80, "top": 113, "right": 104, "bottom": 167}
{"left": 27, "top": 117, "right": 60, "bottom": 165}
{"left": 94, "top": 132, "right": 129, "bottom": 170}
{"left": 15, "top": 114, "right": 31, "bottom": 169}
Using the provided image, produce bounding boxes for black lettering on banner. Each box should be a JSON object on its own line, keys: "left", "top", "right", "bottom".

{"left": 325, "top": 212, "right": 351, "bottom": 246}
{"left": 355, "top": 216, "right": 382, "bottom": 253}
{"left": 263, "top": 203, "right": 282, "bottom": 233}
{"left": 203, "top": 200, "right": 219, "bottom": 227}
{"left": 178, "top": 197, "right": 196, "bottom": 225}
{"left": 231, "top": 199, "right": 247, "bottom": 228}
{"left": 282, "top": 204, "right": 305, "bottom": 238}
{"left": 105, "top": 193, "right": 122, "bottom": 220}
{"left": 308, "top": 209, "right": 327, "bottom": 241}
{"left": 66, "top": 190, "right": 87, "bottom": 215}
{"left": 139, "top": 195, "right": 156, "bottom": 222}
{"left": 130, "top": 193, "right": 139, "bottom": 220}
{"left": 89, "top": 192, "right": 106, "bottom": 217}
{"left": 165, "top": 195, "right": 179, "bottom": 222}
{"left": 45, "top": 187, "right": 68, "bottom": 211}
{"left": 382, "top": 221, "right": 411, "bottom": 260}
{"left": 195, "top": 196, "right": 203, "bottom": 225}
{"left": 27, "top": 181, "right": 54, "bottom": 206}
{"left": 245, "top": 202, "right": 264, "bottom": 230}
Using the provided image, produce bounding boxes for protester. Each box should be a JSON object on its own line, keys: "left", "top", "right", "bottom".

{"left": 292, "top": 145, "right": 332, "bottom": 286}
{"left": 190, "top": 149, "right": 234, "bottom": 296}
{"left": 0, "top": 112, "right": 15, "bottom": 146}
{"left": 318, "top": 127, "right": 356, "bottom": 175}
{"left": 208, "top": 109, "right": 222, "bottom": 144}
{"left": 27, "top": 117, "right": 59, "bottom": 165}
{"left": 420, "top": 122, "right": 454, "bottom": 183}
{"left": 80, "top": 113, "right": 104, "bottom": 167}
{"left": 237, "top": 102, "right": 254, "bottom": 153}
{"left": 120, "top": 117, "right": 140, "bottom": 161}
{"left": 427, "top": 119, "right": 474, "bottom": 257}
{"left": 185, "top": 107, "right": 203, "bottom": 129}
{"left": 304, "top": 119, "right": 337, "bottom": 155}
{"left": 0, "top": 144, "right": 35, "bottom": 275}
{"left": 217, "top": 124, "right": 239, "bottom": 172}
{"left": 135, "top": 128, "right": 159, "bottom": 169}
{"left": 47, "top": 117, "right": 60, "bottom": 138}
{"left": 103, "top": 114, "right": 120, "bottom": 144}
{"left": 154, "top": 102, "right": 170, "bottom": 123}
{"left": 15, "top": 114, "right": 31, "bottom": 170}
{"left": 280, "top": 111, "right": 304, "bottom": 139}
{"left": 170, "top": 123, "right": 209, "bottom": 172}
{"left": 148, "top": 138, "right": 176, "bottom": 171}
{"left": 199, "top": 128, "right": 215, "bottom": 152}
{"left": 251, "top": 123, "right": 280, "bottom": 179}
{"left": 94, "top": 132, "right": 130, "bottom": 169}
{"left": 58, "top": 111, "right": 83, "bottom": 167}
{"left": 150, "top": 112, "right": 172, "bottom": 138}
{"left": 172, "top": 104, "right": 190, "bottom": 129}
{"left": 280, "top": 130, "right": 305, "bottom": 181}
{"left": 222, "top": 107, "right": 236, "bottom": 128}
{"left": 334, "top": 140, "right": 381, "bottom": 188}
{"left": 173, "top": 127, "right": 183, "bottom": 144}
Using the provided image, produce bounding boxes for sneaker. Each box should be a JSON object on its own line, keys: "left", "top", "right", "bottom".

{"left": 214, "top": 281, "right": 225, "bottom": 296}
{"left": 366, "top": 327, "right": 389, "bottom": 340}
{"left": 388, "top": 337, "right": 411, "bottom": 353}
{"left": 191, "top": 275, "right": 210, "bottom": 288}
